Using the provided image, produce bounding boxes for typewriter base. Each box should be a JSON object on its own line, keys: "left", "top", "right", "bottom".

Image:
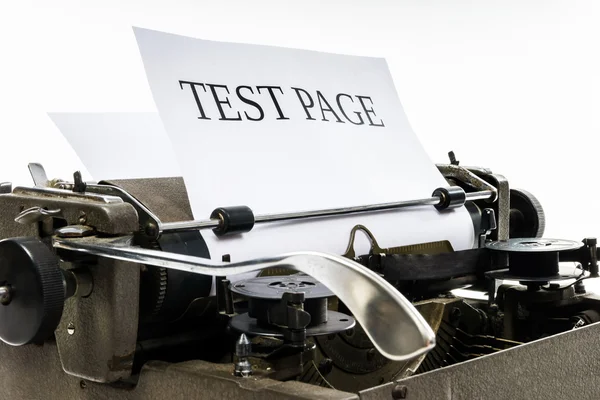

{"left": 2, "top": 321, "right": 600, "bottom": 400}
{"left": 0, "top": 340, "right": 355, "bottom": 400}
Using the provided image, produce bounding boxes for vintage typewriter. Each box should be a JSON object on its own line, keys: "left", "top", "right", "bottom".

{"left": 0, "top": 154, "right": 599, "bottom": 399}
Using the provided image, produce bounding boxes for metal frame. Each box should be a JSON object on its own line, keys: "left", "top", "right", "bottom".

{"left": 3, "top": 162, "right": 590, "bottom": 399}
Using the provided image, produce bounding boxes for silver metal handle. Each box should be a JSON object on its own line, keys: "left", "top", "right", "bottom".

{"left": 53, "top": 236, "right": 436, "bottom": 361}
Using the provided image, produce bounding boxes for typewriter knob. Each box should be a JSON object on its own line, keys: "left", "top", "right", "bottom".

{"left": 509, "top": 189, "right": 546, "bottom": 238}
{"left": 0, "top": 237, "right": 65, "bottom": 346}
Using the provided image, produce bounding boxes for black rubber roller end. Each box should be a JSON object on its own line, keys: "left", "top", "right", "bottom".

{"left": 211, "top": 206, "right": 255, "bottom": 237}
{"left": 0, "top": 237, "right": 65, "bottom": 346}
{"left": 509, "top": 188, "right": 546, "bottom": 238}
{"left": 432, "top": 186, "right": 467, "bottom": 210}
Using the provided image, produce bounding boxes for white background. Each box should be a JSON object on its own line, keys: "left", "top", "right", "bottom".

{"left": 0, "top": 0, "right": 597, "bottom": 241}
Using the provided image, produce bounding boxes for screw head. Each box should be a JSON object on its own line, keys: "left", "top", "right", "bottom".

{"left": 0, "top": 285, "right": 12, "bottom": 305}
{"left": 450, "top": 307, "right": 462, "bottom": 323}
{"left": 318, "top": 358, "right": 333, "bottom": 375}
{"left": 392, "top": 384, "right": 407, "bottom": 399}
{"left": 145, "top": 223, "right": 158, "bottom": 237}
{"left": 367, "top": 348, "right": 376, "bottom": 361}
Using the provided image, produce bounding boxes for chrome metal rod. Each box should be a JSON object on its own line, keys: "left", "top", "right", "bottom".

{"left": 161, "top": 190, "right": 495, "bottom": 233}
{"left": 53, "top": 236, "right": 435, "bottom": 362}
{"left": 0, "top": 286, "right": 11, "bottom": 305}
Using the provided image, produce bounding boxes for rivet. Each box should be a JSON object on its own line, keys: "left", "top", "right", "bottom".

{"left": 392, "top": 384, "right": 407, "bottom": 399}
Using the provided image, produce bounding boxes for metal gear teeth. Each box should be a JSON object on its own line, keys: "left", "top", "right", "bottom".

{"left": 153, "top": 267, "right": 168, "bottom": 315}
{"left": 146, "top": 238, "right": 168, "bottom": 316}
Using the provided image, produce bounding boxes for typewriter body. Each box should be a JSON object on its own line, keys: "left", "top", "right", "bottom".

{"left": 1, "top": 158, "right": 600, "bottom": 400}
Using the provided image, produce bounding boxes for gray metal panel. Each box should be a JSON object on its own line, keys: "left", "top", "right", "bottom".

{"left": 359, "top": 321, "right": 600, "bottom": 400}
{"left": 55, "top": 258, "right": 141, "bottom": 383}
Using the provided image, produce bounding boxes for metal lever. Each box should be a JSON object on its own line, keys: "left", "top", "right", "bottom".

{"left": 53, "top": 236, "right": 436, "bottom": 361}
{"left": 0, "top": 182, "right": 12, "bottom": 194}
{"left": 15, "top": 207, "right": 63, "bottom": 225}
{"left": 28, "top": 163, "right": 50, "bottom": 188}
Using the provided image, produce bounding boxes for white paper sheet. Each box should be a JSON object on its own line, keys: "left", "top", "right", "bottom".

{"left": 48, "top": 112, "right": 180, "bottom": 181}
{"left": 128, "top": 27, "right": 475, "bottom": 261}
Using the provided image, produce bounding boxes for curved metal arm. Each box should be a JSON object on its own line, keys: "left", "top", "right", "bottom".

{"left": 53, "top": 236, "right": 435, "bottom": 361}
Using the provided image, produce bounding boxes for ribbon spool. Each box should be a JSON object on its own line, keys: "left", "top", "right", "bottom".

{"left": 228, "top": 274, "right": 355, "bottom": 337}
{"left": 486, "top": 238, "right": 583, "bottom": 283}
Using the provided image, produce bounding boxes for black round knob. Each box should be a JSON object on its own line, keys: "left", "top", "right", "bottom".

{"left": 432, "top": 186, "right": 466, "bottom": 210}
{"left": 0, "top": 237, "right": 65, "bottom": 346}
{"left": 210, "top": 206, "right": 255, "bottom": 236}
{"left": 509, "top": 189, "right": 546, "bottom": 238}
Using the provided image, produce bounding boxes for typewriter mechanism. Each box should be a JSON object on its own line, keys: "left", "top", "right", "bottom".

{"left": 1, "top": 155, "right": 599, "bottom": 400}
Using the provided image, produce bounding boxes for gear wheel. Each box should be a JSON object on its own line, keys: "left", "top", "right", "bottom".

{"left": 139, "top": 231, "right": 212, "bottom": 323}
{"left": 140, "top": 265, "right": 168, "bottom": 318}
{"left": 139, "top": 236, "right": 168, "bottom": 318}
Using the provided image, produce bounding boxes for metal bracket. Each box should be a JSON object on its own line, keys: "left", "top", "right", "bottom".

{"left": 85, "top": 184, "right": 162, "bottom": 240}
{"left": 478, "top": 208, "right": 497, "bottom": 248}
{"left": 436, "top": 164, "right": 498, "bottom": 203}
{"left": 487, "top": 174, "right": 509, "bottom": 242}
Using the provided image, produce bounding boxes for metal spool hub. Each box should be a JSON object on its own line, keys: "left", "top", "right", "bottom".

{"left": 229, "top": 275, "right": 355, "bottom": 338}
